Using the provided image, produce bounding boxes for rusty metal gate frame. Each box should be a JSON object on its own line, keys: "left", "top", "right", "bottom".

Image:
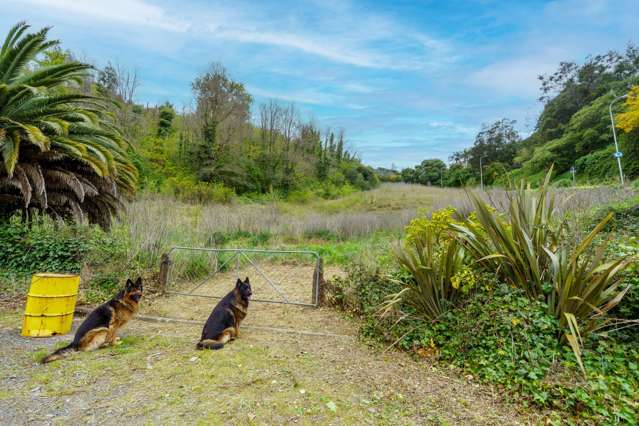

{"left": 164, "top": 247, "right": 322, "bottom": 308}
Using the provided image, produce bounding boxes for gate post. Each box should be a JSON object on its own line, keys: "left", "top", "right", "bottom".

{"left": 312, "top": 256, "right": 324, "bottom": 307}
{"left": 159, "top": 253, "right": 171, "bottom": 294}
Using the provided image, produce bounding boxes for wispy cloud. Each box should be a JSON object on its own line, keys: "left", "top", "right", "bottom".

{"left": 13, "top": 0, "right": 455, "bottom": 71}
{"left": 19, "top": 0, "right": 190, "bottom": 32}
{"left": 210, "top": 27, "right": 394, "bottom": 69}
{"left": 247, "top": 85, "right": 339, "bottom": 106}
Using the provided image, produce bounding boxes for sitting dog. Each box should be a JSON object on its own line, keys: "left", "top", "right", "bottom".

{"left": 42, "top": 277, "right": 143, "bottom": 363}
{"left": 197, "top": 277, "right": 251, "bottom": 350}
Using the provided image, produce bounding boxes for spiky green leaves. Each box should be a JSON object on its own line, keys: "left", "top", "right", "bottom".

{"left": 0, "top": 22, "right": 137, "bottom": 226}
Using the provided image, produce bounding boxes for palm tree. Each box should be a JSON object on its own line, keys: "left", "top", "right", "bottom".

{"left": 0, "top": 22, "right": 137, "bottom": 227}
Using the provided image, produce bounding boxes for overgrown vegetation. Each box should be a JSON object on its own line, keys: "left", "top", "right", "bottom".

{"left": 122, "top": 64, "right": 378, "bottom": 202}
{"left": 329, "top": 172, "right": 639, "bottom": 422}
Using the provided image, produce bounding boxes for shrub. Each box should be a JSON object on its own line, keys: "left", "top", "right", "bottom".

{"left": 163, "top": 176, "right": 235, "bottom": 204}
{"left": 552, "top": 177, "right": 572, "bottom": 187}
{"left": 84, "top": 271, "right": 122, "bottom": 302}
{"left": 381, "top": 208, "right": 473, "bottom": 322}
{"left": 452, "top": 169, "right": 634, "bottom": 337}
{"left": 0, "top": 214, "right": 133, "bottom": 300}
{"left": 385, "top": 236, "right": 468, "bottom": 321}
{"left": 588, "top": 194, "right": 639, "bottom": 235}
{"left": 403, "top": 207, "right": 460, "bottom": 244}
{"left": 433, "top": 285, "right": 561, "bottom": 399}
{"left": 0, "top": 215, "right": 93, "bottom": 274}
{"left": 420, "top": 286, "right": 639, "bottom": 422}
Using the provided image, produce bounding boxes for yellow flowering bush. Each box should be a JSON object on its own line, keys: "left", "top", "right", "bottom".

{"left": 451, "top": 265, "right": 477, "bottom": 293}
{"left": 404, "top": 207, "right": 460, "bottom": 244}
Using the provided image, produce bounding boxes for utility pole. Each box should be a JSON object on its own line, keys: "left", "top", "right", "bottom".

{"left": 570, "top": 166, "right": 576, "bottom": 186}
{"left": 609, "top": 93, "right": 627, "bottom": 186}
{"left": 440, "top": 167, "right": 444, "bottom": 188}
{"left": 479, "top": 156, "right": 485, "bottom": 191}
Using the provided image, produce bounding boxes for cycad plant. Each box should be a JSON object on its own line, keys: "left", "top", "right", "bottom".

{"left": 0, "top": 22, "right": 137, "bottom": 226}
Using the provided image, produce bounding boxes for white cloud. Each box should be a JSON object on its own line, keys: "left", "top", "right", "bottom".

{"left": 210, "top": 27, "right": 392, "bottom": 69}
{"left": 468, "top": 51, "right": 565, "bottom": 97}
{"left": 18, "top": 0, "right": 190, "bottom": 32}
{"left": 12, "top": 0, "right": 455, "bottom": 71}
{"left": 247, "top": 85, "right": 338, "bottom": 106}
{"left": 340, "top": 82, "right": 375, "bottom": 94}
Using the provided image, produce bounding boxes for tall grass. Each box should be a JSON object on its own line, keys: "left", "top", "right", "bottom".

{"left": 118, "top": 183, "right": 637, "bottom": 270}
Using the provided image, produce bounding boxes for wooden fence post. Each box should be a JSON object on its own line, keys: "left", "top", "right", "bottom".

{"left": 312, "top": 257, "right": 324, "bottom": 307}
{"left": 159, "top": 253, "right": 171, "bottom": 294}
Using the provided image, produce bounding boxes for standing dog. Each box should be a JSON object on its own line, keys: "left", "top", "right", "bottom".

{"left": 42, "top": 277, "right": 143, "bottom": 363}
{"left": 197, "top": 277, "right": 251, "bottom": 350}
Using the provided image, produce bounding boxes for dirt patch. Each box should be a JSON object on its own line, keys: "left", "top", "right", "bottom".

{"left": 1, "top": 305, "right": 539, "bottom": 425}
{"left": 144, "top": 262, "right": 347, "bottom": 333}
{"left": 0, "top": 262, "right": 542, "bottom": 424}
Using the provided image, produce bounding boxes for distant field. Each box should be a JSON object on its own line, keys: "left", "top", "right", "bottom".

{"left": 119, "top": 182, "right": 638, "bottom": 269}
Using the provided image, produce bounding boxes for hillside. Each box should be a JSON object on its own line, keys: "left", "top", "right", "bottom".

{"left": 395, "top": 46, "right": 639, "bottom": 187}
{"left": 510, "top": 47, "right": 639, "bottom": 185}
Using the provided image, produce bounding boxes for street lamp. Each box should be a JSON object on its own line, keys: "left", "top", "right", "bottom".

{"left": 479, "top": 156, "right": 486, "bottom": 191}
{"left": 609, "top": 93, "right": 627, "bottom": 186}
{"left": 440, "top": 166, "right": 444, "bottom": 188}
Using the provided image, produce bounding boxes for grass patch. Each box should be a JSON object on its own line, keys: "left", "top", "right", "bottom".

{"left": 0, "top": 308, "right": 523, "bottom": 424}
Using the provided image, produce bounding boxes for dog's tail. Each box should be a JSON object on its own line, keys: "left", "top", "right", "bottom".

{"left": 41, "top": 343, "right": 76, "bottom": 364}
{"left": 196, "top": 339, "right": 225, "bottom": 350}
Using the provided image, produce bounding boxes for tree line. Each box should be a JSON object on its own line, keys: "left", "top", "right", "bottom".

{"left": 112, "top": 63, "right": 378, "bottom": 201}
{"left": 389, "top": 44, "right": 639, "bottom": 187}
{"left": 0, "top": 22, "right": 378, "bottom": 227}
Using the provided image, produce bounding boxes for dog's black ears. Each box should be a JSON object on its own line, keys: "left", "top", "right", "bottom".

{"left": 236, "top": 278, "right": 243, "bottom": 288}
{"left": 126, "top": 277, "right": 143, "bottom": 290}
{"left": 244, "top": 276, "right": 250, "bottom": 285}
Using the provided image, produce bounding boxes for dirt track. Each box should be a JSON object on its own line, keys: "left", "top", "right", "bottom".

{"left": 0, "top": 264, "right": 538, "bottom": 425}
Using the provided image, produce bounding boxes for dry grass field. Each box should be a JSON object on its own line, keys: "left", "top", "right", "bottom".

{"left": 122, "top": 182, "right": 638, "bottom": 268}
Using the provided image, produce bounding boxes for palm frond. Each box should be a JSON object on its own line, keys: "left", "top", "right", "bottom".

{"left": 0, "top": 22, "right": 138, "bottom": 226}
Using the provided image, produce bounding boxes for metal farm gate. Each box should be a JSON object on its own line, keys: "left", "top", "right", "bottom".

{"left": 161, "top": 247, "right": 322, "bottom": 308}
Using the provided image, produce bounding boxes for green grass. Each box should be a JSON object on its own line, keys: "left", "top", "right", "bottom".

{"left": 0, "top": 309, "right": 474, "bottom": 424}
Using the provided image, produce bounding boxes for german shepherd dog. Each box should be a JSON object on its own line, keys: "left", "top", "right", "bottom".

{"left": 42, "top": 277, "right": 143, "bottom": 363}
{"left": 197, "top": 277, "right": 252, "bottom": 350}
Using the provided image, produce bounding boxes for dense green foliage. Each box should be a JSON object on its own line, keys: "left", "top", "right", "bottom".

{"left": 330, "top": 258, "right": 639, "bottom": 422}
{"left": 327, "top": 175, "right": 639, "bottom": 422}
{"left": 398, "top": 159, "right": 446, "bottom": 186}
{"left": 0, "top": 213, "right": 132, "bottom": 301}
{"left": 128, "top": 65, "right": 378, "bottom": 201}
{"left": 509, "top": 47, "right": 639, "bottom": 185}
{"left": 0, "top": 215, "right": 93, "bottom": 274}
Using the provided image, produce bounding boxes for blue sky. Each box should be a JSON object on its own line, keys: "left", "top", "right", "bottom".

{"left": 3, "top": 0, "right": 637, "bottom": 168}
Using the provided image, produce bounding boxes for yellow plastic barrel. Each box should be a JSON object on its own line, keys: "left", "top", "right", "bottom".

{"left": 22, "top": 273, "right": 80, "bottom": 337}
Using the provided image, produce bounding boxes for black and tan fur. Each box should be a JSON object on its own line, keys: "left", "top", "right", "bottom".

{"left": 42, "top": 277, "right": 143, "bottom": 363}
{"left": 197, "top": 277, "right": 251, "bottom": 350}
